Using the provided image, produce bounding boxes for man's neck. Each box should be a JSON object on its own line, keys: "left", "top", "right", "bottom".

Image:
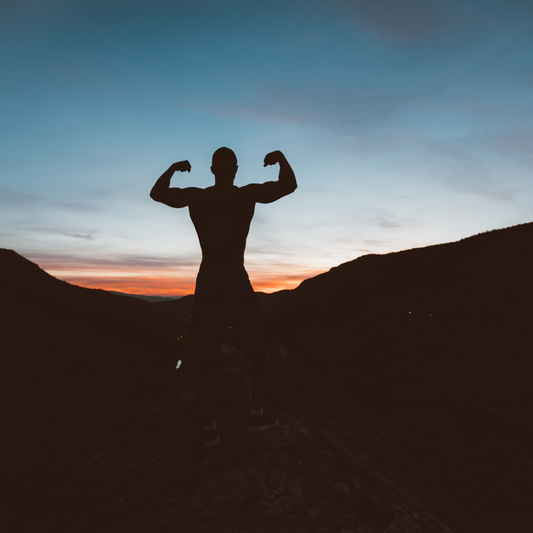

{"left": 214, "top": 177, "right": 236, "bottom": 188}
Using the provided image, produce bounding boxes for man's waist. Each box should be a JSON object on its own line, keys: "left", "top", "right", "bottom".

{"left": 195, "top": 265, "right": 252, "bottom": 295}
{"left": 199, "top": 258, "right": 245, "bottom": 273}
{"left": 197, "top": 265, "right": 247, "bottom": 278}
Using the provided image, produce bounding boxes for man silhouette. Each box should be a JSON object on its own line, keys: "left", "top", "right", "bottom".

{"left": 150, "top": 148, "right": 297, "bottom": 447}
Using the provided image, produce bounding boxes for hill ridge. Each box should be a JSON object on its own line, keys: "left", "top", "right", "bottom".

{"left": 3, "top": 222, "right": 532, "bottom": 532}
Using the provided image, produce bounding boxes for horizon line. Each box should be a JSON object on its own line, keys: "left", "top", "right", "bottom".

{"left": 51, "top": 273, "right": 315, "bottom": 298}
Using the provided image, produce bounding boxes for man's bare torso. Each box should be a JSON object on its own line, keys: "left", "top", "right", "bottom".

{"left": 188, "top": 185, "right": 255, "bottom": 272}
{"left": 150, "top": 150, "right": 296, "bottom": 273}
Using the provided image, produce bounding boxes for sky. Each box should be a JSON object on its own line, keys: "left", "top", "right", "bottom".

{"left": 1, "top": 0, "right": 532, "bottom": 296}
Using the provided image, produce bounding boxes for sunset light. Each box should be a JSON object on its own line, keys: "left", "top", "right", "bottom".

{"left": 2, "top": 0, "right": 533, "bottom": 296}
{"left": 3, "top": 3, "right": 532, "bottom": 526}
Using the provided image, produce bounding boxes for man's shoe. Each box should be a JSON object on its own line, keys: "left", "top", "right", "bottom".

{"left": 248, "top": 413, "right": 278, "bottom": 432}
{"left": 202, "top": 427, "right": 220, "bottom": 448}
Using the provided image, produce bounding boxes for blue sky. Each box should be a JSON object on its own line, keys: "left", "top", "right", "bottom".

{"left": 1, "top": 0, "right": 532, "bottom": 295}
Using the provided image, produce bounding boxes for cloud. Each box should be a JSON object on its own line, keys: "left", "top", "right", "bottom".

{"left": 46, "top": 150, "right": 87, "bottom": 157}
{"left": 330, "top": 0, "right": 461, "bottom": 43}
{"left": 29, "top": 252, "right": 199, "bottom": 272}
{"left": 65, "top": 232, "right": 94, "bottom": 240}
{"left": 433, "top": 170, "right": 517, "bottom": 204}
{"left": 412, "top": 129, "right": 528, "bottom": 203}
{"left": 511, "top": 66, "right": 533, "bottom": 88}
{"left": 202, "top": 80, "right": 430, "bottom": 149}
{"left": 0, "top": 189, "right": 38, "bottom": 207}
{"left": 24, "top": 251, "right": 201, "bottom": 296}
{"left": 21, "top": 250, "right": 321, "bottom": 296}
{"left": 370, "top": 217, "right": 404, "bottom": 229}
{"left": 62, "top": 275, "right": 196, "bottom": 297}
{"left": 330, "top": 0, "right": 533, "bottom": 46}
{"left": 488, "top": 128, "right": 533, "bottom": 159}
{"left": 0, "top": 186, "right": 100, "bottom": 213}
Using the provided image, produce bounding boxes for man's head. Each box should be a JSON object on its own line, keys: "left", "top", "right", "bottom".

{"left": 211, "top": 147, "right": 238, "bottom": 185}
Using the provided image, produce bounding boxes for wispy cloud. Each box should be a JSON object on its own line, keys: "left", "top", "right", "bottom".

{"left": 63, "top": 275, "right": 196, "bottom": 297}
{"left": 512, "top": 66, "right": 533, "bottom": 88}
{"left": 19, "top": 246, "right": 327, "bottom": 296}
{"left": 46, "top": 150, "right": 87, "bottom": 157}
{"left": 330, "top": 0, "right": 462, "bottom": 43}
{"left": 370, "top": 217, "right": 405, "bottom": 229}
{"left": 488, "top": 128, "right": 533, "bottom": 159}
{"left": 226, "top": 82, "right": 424, "bottom": 138}
{"left": 29, "top": 251, "right": 200, "bottom": 297}
{"left": 27, "top": 252, "right": 320, "bottom": 296}
{"left": 64, "top": 232, "right": 94, "bottom": 240}
{"left": 0, "top": 187, "right": 100, "bottom": 213}
{"left": 30, "top": 252, "right": 199, "bottom": 272}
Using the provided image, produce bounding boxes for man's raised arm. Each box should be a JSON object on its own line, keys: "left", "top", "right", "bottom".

{"left": 150, "top": 160, "right": 201, "bottom": 208}
{"left": 243, "top": 150, "right": 297, "bottom": 204}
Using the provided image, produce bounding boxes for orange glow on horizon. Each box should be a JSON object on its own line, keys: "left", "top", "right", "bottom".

{"left": 60, "top": 276, "right": 196, "bottom": 297}
{"left": 57, "top": 270, "right": 323, "bottom": 297}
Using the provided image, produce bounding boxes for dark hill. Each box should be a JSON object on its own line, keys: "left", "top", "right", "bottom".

{"left": 108, "top": 290, "right": 180, "bottom": 303}
{"left": 3, "top": 222, "right": 533, "bottom": 533}
{"left": 1, "top": 249, "right": 187, "bottom": 482}
{"left": 277, "top": 222, "right": 533, "bottom": 406}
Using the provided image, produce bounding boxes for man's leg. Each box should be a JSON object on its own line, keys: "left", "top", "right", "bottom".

{"left": 189, "top": 293, "right": 227, "bottom": 428}
{"left": 251, "top": 350, "right": 270, "bottom": 412}
{"left": 232, "top": 288, "right": 272, "bottom": 414}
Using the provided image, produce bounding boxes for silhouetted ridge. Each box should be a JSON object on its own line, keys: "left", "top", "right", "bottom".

{"left": 0, "top": 248, "right": 69, "bottom": 292}
{"left": 0, "top": 247, "right": 162, "bottom": 308}
{"left": 4, "top": 224, "right": 533, "bottom": 533}
{"left": 278, "top": 222, "right": 533, "bottom": 406}
{"left": 2, "top": 248, "right": 187, "bottom": 491}
{"left": 108, "top": 290, "right": 180, "bottom": 303}
{"left": 154, "top": 289, "right": 294, "bottom": 324}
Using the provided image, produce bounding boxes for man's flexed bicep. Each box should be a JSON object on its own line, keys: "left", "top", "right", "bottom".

{"left": 242, "top": 151, "right": 297, "bottom": 204}
{"left": 150, "top": 160, "right": 202, "bottom": 208}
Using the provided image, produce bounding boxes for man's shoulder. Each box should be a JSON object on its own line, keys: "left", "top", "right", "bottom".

{"left": 189, "top": 185, "right": 252, "bottom": 206}
{"left": 238, "top": 183, "right": 263, "bottom": 194}
{"left": 207, "top": 185, "right": 252, "bottom": 197}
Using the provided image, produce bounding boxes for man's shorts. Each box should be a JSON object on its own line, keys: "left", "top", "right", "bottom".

{"left": 188, "top": 267, "right": 269, "bottom": 361}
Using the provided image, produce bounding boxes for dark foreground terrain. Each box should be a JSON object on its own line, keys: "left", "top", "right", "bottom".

{"left": 9, "top": 344, "right": 532, "bottom": 533}
{"left": 2, "top": 222, "right": 532, "bottom": 532}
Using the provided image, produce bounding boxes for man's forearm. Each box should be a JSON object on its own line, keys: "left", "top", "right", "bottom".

{"left": 150, "top": 165, "right": 176, "bottom": 201}
{"left": 278, "top": 155, "right": 297, "bottom": 192}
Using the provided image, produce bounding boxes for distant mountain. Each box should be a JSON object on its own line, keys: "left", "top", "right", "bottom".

{"left": 108, "top": 290, "right": 182, "bottom": 303}
{"left": 153, "top": 289, "right": 294, "bottom": 324}
{"left": 276, "top": 222, "right": 533, "bottom": 406}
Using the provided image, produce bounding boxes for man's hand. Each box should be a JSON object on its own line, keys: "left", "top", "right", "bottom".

{"left": 263, "top": 151, "right": 285, "bottom": 167}
{"left": 172, "top": 160, "right": 191, "bottom": 173}
{"left": 241, "top": 150, "right": 296, "bottom": 203}
{"left": 151, "top": 160, "right": 193, "bottom": 206}
{"left": 151, "top": 160, "right": 201, "bottom": 208}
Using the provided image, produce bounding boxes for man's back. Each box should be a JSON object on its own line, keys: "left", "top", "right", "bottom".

{"left": 188, "top": 185, "right": 256, "bottom": 271}
{"left": 150, "top": 148, "right": 297, "bottom": 270}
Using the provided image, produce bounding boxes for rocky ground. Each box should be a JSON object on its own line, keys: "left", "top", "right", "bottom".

{"left": 40, "top": 344, "right": 485, "bottom": 533}
{"left": 359, "top": 406, "right": 533, "bottom": 533}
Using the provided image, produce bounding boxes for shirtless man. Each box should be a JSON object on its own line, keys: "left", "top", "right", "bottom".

{"left": 150, "top": 147, "right": 297, "bottom": 447}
